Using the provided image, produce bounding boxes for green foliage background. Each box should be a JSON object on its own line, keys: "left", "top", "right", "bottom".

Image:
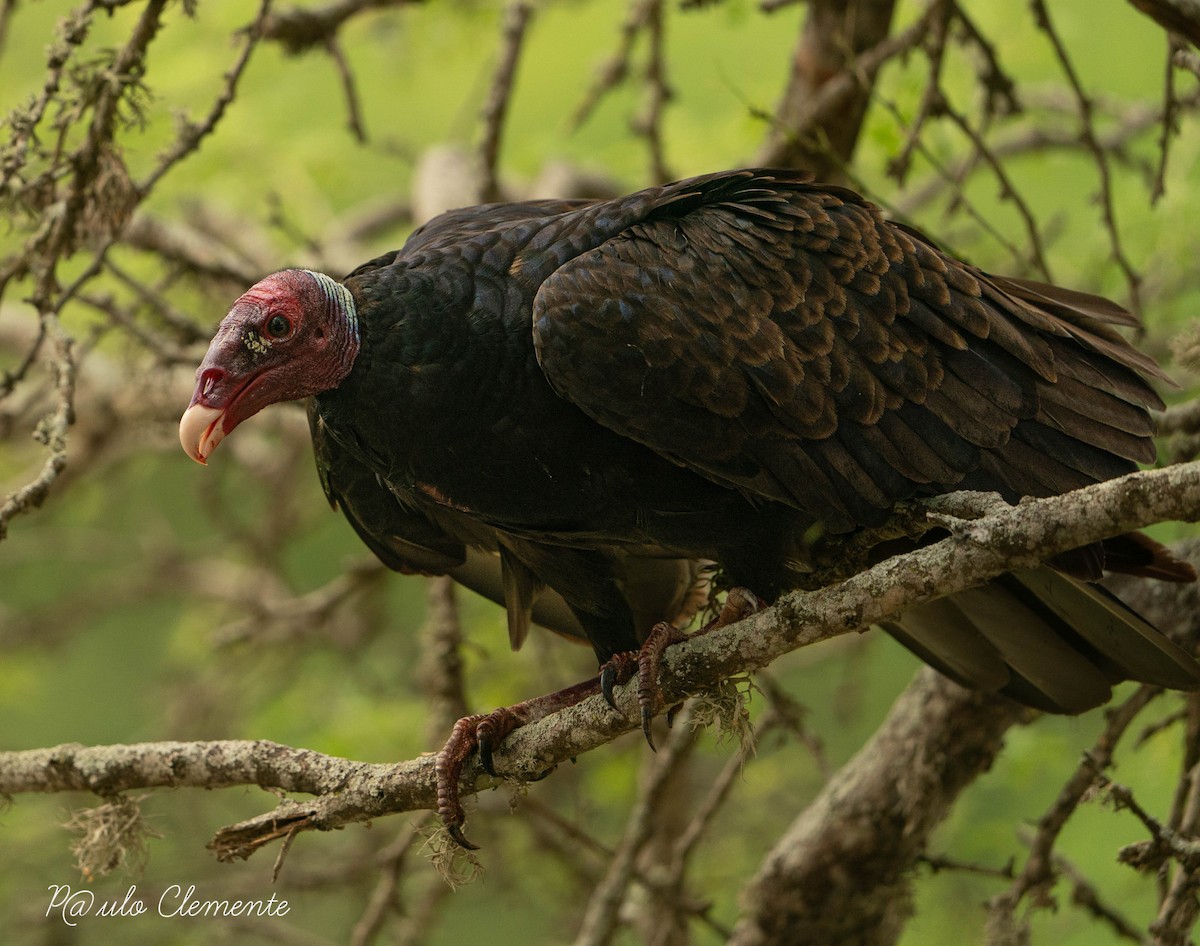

{"left": 1, "top": 1, "right": 1198, "bottom": 944}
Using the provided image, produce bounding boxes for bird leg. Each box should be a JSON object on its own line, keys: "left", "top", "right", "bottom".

{"left": 435, "top": 676, "right": 601, "bottom": 850}
{"left": 601, "top": 587, "right": 764, "bottom": 749}
{"left": 436, "top": 589, "right": 762, "bottom": 848}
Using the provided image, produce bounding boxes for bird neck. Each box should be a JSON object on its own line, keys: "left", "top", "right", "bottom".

{"left": 303, "top": 269, "right": 360, "bottom": 388}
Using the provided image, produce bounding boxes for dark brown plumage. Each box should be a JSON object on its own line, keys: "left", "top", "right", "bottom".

{"left": 181, "top": 168, "right": 1200, "bottom": 718}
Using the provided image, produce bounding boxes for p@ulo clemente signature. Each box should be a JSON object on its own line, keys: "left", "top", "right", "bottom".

{"left": 45, "top": 884, "right": 290, "bottom": 925}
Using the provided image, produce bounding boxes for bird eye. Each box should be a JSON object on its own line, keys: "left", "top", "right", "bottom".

{"left": 266, "top": 315, "right": 291, "bottom": 338}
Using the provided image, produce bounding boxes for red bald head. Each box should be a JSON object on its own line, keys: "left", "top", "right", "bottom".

{"left": 180, "top": 269, "right": 359, "bottom": 463}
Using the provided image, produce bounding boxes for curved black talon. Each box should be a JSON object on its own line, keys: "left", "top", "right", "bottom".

{"left": 448, "top": 823, "right": 481, "bottom": 852}
{"left": 600, "top": 663, "right": 620, "bottom": 710}
{"left": 641, "top": 706, "right": 656, "bottom": 751}
{"left": 478, "top": 731, "right": 498, "bottom": 777}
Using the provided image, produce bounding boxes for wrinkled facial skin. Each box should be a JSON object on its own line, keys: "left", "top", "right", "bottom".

{"left": 179, "top": 269, "right": 357, "bottom": 464}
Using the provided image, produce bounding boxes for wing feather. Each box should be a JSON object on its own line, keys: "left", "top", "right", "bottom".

{"left": 531, "top": 171, "right": 1165, "bottom": 527}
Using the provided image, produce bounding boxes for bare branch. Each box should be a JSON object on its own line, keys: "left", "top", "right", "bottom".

{"left": 324, "top": 36, "right": 367, "bottom": 143}
{"left": 137, "top": 0, "right": 273, "bottom": 196}
{"left": 348, "top": 819, "right": 431, "bottom": 946}
{"left": 1174, "top": 43, "right": 1200, "bottom": 78}
{"left": 894, "top": 86, "right": 1200, "bottom": 220}
{"left": 951, "top": 1, "right": 1020, "bottom": 116}
{"left": 479, "top": 2, "right": 534, "bottom": 203}
{"left": 1153, "top": 33, "right": 1184, "bottom": 203}
{"left": 1031, "top": 0, "right": 1143, "bottom": 312}
{"left": 573, "top": 707, "right": 699, "bottom": 946}
{"left": 936, "top": 97, "right": 1055, "bottom": 280}
{"left": 1, "top": 463, "right": 1198, "bottom": 862}
{"left": 0, "top": 316, "right": 46, "bottom": 402}
{"left": 755, "top": 0, "right": 910, "bottom": 175}
{"left": 886, "top": 0, "right": 954, "bottom": 185}
{"left": 629, "top": 0, "right": 672, "bottom": 183}
{"left": 728, "top": 670, "right": 1023, "bottom": 946}
{"left": 1025, "top": 834, "right": 1148, "bottom": 943}
{"left": 262, "top": 0, "right": 414, "bottom": 55}
{"left": 418, "top": 576, "right": 470, "bottom": 746}
{"left": 571, "top": 0, "right": 662, "bottom": 132}
{"left": 0, "top": 312, "right": 73, "bottom": 539}
{"left": 987, "top": 686, "right": 1161, "bottom": 939}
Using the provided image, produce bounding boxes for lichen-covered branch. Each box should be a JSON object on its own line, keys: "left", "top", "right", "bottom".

{"left": 730, "top": 534, "right": 1200, "bottom": 946}
{"left": 0, "top": 0, "right": 273, "bottom": 542}
{"left": 2, "top": 460, "right": 1198, "bottom": 862}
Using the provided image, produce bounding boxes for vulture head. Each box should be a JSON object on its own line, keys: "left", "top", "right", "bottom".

{"left": 179, "top": 269, "right": 358, "bottom": 464}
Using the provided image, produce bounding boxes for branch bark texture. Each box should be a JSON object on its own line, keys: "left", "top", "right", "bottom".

{"left": 1, "top": 461, "right": 1198, "bottom": 861}
{"left": 756, "top": 0, "right": 901, "bottom": 177}
{"left": 729, "top": 669, "right": 1022, "bottom": 946}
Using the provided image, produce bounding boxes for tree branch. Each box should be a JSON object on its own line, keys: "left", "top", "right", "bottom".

{"left": 479, "top": 1, "right": 534, "bottom": 203}
{"left": 755, "top": 0, "right": 905, "bottom": 176}
{"left": 1, "top": 461, "right": 1198, "bottom": 863}
{"left": 261, "top": 0, "right": 414, "bottom": 54}
{"left": 728, "top": 668, "right": 1024, "bottom": 946}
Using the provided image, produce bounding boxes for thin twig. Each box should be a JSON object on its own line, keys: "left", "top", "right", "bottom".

{"left": 952, "top": 0, "right": 1020, "bottom": 116}
{"left": 894, "top": 85, "right": 1200, "bottom": 219}
{"left": 479, "top": 1, "right": 533, "bottom": 203}
{"left": 262, "top": 0, "right": 411, "bottom": 54}
{"left": 1030, "top": 0, "right": 1142, "bottom": 312}
{"left": 102, "top": 258, "right": 209, "bottom": 344}
{"left": 0, "top": 312, "right": 74, "bottom": 540}
{"left": 629, "top": 0, "right": 672, "bottom": 182}
{"left": 937, "top": 98, "right": 1054, "bottom": 280}
{"left": 888, "top": 0, "right": 954, "bottom": 185}
{"left": 671, "top": 708, "right": 780, "bottom": 866}
{"left": 573, "top": 706, "right": 699, "bottom": 946}
{"left": 987, "top": 685, "right": 1162, "bottom": 929}
{"left": 1147, "top": 758, "right": 1200, "bottom": 941}
{"left": 138, "top": 0, "right": 273, "bottom": 196}
{"left": 920, "top": 852, "right": 1016, "bottom": 880}
{"left": 1025, "top": 834, "right": 1148, "bottom": 943}
{"left": 326, "top": 35, "right": 367, "bottom": 143}
{"left": 571, "top": 0, "right": 659, "bottom": 131}
{"left": 348, "top": 818, "right": 429, "bottom": 946}
{"left": 1153, "top": 33, "right": 1183, "bottom": 203}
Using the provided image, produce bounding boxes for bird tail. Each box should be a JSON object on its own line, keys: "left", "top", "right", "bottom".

{"left": 881, "top": 566, "right": 1200, "bottom": 713}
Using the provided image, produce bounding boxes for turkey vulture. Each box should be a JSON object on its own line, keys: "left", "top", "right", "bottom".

{"left": 181, "top": 168, "right": 1199, "bottom": 839}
